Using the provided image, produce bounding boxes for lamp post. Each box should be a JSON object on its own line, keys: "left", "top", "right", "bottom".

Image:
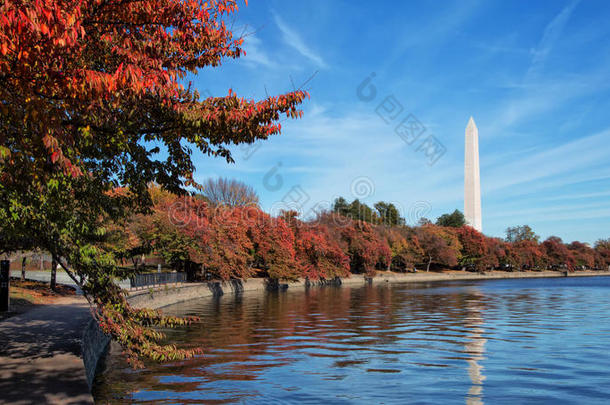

{"left": 0, "top": 260, "right": 10, "bottom": 312}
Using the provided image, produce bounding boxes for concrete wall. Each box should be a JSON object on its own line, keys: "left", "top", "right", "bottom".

{"left": 82, "top": 318, "right": 111, "bottom": 390}
{"left": 128, "top": 277, "right": 365, "bottom": 309}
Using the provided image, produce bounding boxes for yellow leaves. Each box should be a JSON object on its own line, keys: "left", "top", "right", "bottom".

{"left": 40, "top": 23, "right": 49, "bottom": 35}
{"left": 0, "top": 146, "right": 11, "bottom": 162}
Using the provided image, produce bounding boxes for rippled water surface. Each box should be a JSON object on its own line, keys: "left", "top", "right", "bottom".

{"left": 94, "top": 276, "right": 610, "bottom": 404}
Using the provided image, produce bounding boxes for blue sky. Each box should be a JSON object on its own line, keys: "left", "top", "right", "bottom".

{"left": 186, "top": 0, "right": 610, "bottom": 244}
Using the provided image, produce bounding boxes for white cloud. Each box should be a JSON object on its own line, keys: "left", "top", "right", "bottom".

{"left": 242, "top": 34, "right": 277, "bottom": 68}
{"left": 526, "top": 0, "right": 581, "bottom": 80}
{"left": 273, "top": 13, "right": 327, "bottom": 69}
{"left": 484, "top": 128, "right": 610, "bottom": 193}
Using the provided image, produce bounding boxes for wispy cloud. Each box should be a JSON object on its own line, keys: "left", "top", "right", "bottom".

{"left": 272, "top": 12, "right": 327, "bottom": 69}
{"left": 526, "top": 0, "right": 581, "bottom": 80}
{"left": 541, "top": 190, "right": 610, "bottom": 202}
{"left": 485, "top": 0, "right": 586, "bottom": 133}
{"left": 242, "top": 34, "right": 277, "bottom": 68}
{"left": 484, "top": 128, "right": 610, "bottom": 193}
{"left": 381, "top": 0, "right": 481, "bottom": 72}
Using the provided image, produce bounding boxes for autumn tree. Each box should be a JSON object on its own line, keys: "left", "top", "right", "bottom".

{"left": 567, "top": 241, "right": 595, "bottom": 269}
{"left": 382, "top": 227, "right": 423, "bottom": 272}
{"left": 319, "top": 213, "right": 390, "bottom": 276}
{"left": 282, "top": 211, "right": 350, "bottom": 280}
{"left": 0, "top": 0, "right": 307, "bottom": 366}
{"left": 416, "top": 225, "right": 461, "bottom": 272}
{"left": 479, "top": 236, "right": 501, "bottom": 270}
{"left": 512, "top": 240, "right": 545, "bottom": 270}
{"left": 456, "top": 226, "right": 486, "bottom": 269}
{"left": 247, "top": 210, "right": 298, "bottom": 280}
{"left": 541, "top": 236, "right": 573, "bottom": 270}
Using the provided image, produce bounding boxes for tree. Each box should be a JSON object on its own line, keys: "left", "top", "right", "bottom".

{"left": 479, "top": 237, "right": 501, "bottom": 270}
{"left": 338, "top": 219, "right": 391, "bottom": 276}
{"left": 295, "top": 225, "right": 350, "bottom": 280}
{"left": 374, "top": 202, "right": 405, "bottom": 226}
{"left": 436, "top": 209, "right": 466, "bottom": 228}
{"left": 417, "top": 217, "right": 432, "bottom": 227}
{"left": 204, "top": 206, "right": 256, "bottom": 280}
{"left": 594, "top": 239, "right": 610, "bottom": 269}
{"left": 382, "top": 227, "right": 423, "bottom": 272}
{"left": 512, "top": 240, "right": 545, "bottom": 270}
{"left": 348, "top": 199, "right": 379, "bottom": 223}
{"left": 247, "top": 210, "right": 298, "bottom": 280}
{"left": 486, "top": 238, "right": 517, "bottom": 270}
{"left": 200, "top": 177, "right": 259, "bottom": 207}
{"left": 416, "top": 225, "right": 461, "bottom": 272}
{"left": 332, "top": 197, "right": 379, "bottom": 223}
{"left": 568, "top": 241, "right": 595, "bottom": 269}
{"left": 506, "top": 225, "right": 539, "bottom": 243}
{"left": 134, "top": 187, "right": 213, "bottom": 277}
{"left": 332, "top": 197, "right": 350, "bottom": 217}
{"left": 282, "top": 211, "right": 350, "bottom": 280}
{"left": 541, "top": 236, "right": 573, "bottom": 270}
{"left": 456, "top": 226, "right": 486, "bottom": 269}
{"left": 0, "top": 0, "right": 307, "bottom": 367}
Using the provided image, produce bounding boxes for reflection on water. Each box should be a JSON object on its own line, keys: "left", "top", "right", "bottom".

{"left": 95, "top": 277, "right": 610, "bottom": 404}
{"left": 465, "top": 291, "right": 486, "bottom": 405}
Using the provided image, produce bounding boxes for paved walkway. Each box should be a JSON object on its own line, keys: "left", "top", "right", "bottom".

{"left": 10, "top": 270, "right": 131, "bottom": 291}
{"left": 0, "top": 296, "right": 93, "bottom": 404}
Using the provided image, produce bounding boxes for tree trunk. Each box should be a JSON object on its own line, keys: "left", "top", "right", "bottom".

{"left": 21, "top": 256, "right": 26, "bottom": 281}
{"left": 40, "top": 255, "right": 44, "bottom": 271}
{"left": 50, "top": 259, "right": 57, "bottom": 291}
{"left": 427, "top": 256, "right": 432, "bottom": 272}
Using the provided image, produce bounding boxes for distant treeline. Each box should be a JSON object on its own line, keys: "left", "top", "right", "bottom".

{"left": 108, "top": 184, "right": 610, "bottom": 280}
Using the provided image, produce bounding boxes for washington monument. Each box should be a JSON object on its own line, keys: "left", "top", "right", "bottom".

{"left": 464, "top": 117, "right": 482, "bottom": 232}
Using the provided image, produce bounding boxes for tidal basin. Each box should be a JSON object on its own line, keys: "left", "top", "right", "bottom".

{"left": 95, "top": 276, "right": 610, "bottom": 404}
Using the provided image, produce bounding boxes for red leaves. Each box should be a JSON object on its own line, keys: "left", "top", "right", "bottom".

{"left": 2, "top": 0, "right": 282, "bottom": 183}
{"left": 294, "top": 225, "right": 350, "bottom": 279}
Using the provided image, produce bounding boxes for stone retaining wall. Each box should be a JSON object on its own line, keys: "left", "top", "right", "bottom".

{"left": 82, "top": 318, "right": 111, "bottom": 390}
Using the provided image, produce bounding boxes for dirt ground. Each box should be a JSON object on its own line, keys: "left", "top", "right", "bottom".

{"left": 1, "top": 278, "right": 76, "bottom": 320}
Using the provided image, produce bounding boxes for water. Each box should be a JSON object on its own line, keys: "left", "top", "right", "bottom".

{"left": 94, "top": 276, "right": 610, "bottom": 404}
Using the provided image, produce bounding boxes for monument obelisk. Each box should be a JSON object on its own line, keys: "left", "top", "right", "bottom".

{"left": 464, "top": 117, "right": 482, "bottom": 232}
